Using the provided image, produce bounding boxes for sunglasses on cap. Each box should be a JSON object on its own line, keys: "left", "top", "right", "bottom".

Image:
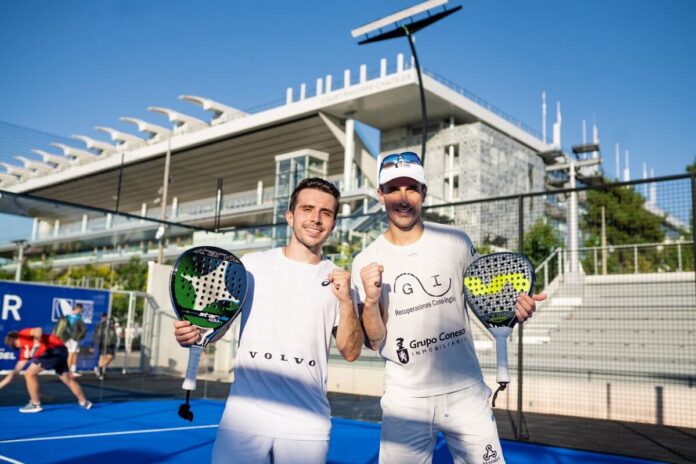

{"left": 379, "top": 152, "right": 422, "bottom": 173}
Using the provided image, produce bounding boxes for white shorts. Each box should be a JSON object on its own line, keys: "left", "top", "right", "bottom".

{"left": 211, "top": 429, "right": 329, "bottom": 464}
{"left": 379, "top": 382, "right": 505, "bottom": 464}
{"left": 64, "top": 339, "right": 80, "bottom": 354}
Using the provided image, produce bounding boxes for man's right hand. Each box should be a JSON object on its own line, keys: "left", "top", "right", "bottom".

{"left": 174, "top": 320, "right": 202, "bottom": 347}
{"left": 360, "top": 262, "right": 384, "bottom": 305}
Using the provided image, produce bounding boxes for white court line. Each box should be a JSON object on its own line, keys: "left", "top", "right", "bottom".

{"left": 0, "top": 424, "right": 218, "bottom": 444}
{"left": 0, "top": 455, "right": 24, "bottom": 464}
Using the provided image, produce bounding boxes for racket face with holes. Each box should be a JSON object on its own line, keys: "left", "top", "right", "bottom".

{"left": 170, "top": 246, "right": 248, "bottom": 345}
{"left": 463, "top": 252, "right": 535, "bottom": 329}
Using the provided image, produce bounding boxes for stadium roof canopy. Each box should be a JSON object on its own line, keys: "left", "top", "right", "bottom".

{"left": 4, "top": 57, "right": 549, "bottom": 215}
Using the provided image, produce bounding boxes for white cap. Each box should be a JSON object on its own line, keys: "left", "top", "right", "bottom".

{"left": 378, "top": 162, "right": 426, "bottom": 186}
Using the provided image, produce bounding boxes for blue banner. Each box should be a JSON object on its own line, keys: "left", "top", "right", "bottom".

{"left": 0, "top": 280, "right": 111, "bottom": 371}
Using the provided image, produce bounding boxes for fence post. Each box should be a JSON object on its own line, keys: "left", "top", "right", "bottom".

{"left": 516, "top": 195, "right": 528, "bottom": 439}
{"left": 677, "top": 241, "right": 682, "bottom": 271}
{"left": 634, "top": 246, "right": 638, "bottom": 273}
{"left": 692, "top": 175, "right": 696, "bottom": 278}
{"left": 122, "top": 291, "right": 136, "bottom": 374}
{"left": 594, "top": 248, "right": 598, "bottom": 275}
{"left": 558, "top": 250, "right": 563, "bottom": 279}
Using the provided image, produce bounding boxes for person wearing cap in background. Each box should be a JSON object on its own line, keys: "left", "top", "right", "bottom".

{"left": 352, "top": 151, "right": 546, "bottom": 463}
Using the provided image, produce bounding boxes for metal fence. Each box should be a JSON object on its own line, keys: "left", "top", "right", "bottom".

{"left": 326, "top": 173, "right": 696, "bottom": 462}
{"left": 1, "top": 172, "right": 694, "bottom": 462}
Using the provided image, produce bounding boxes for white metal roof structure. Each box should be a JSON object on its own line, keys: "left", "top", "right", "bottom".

{"left": 50, "top": 143, "right": 99, "bottom": 164}
{"left": 179, "top": 95, "right": 247, "bottom": 125}
{"left": 0, "top": 162, "right": 33, "bottom": 180}
{"left": 95, "top": 126, "right": 146, "bottom": 148}
{"left": 72, "top": 135, "right": 119, "bottom": 155}
{"left": 120, "top": 117, "right": 172, "bottom": 143}
{"left": 15, "top": 156, "right": 55, "bottom": 175}
{"left": 147, "top": 107, "right": 207, "bottom": 134}
{"left": 32, "top": 149, "right": 72, "bottom": 169}
{"left": 0, "top": 172, "right": 17, "bottom": 187}
{"left": 3, "top": 54, "right": 550, "bottom": 230}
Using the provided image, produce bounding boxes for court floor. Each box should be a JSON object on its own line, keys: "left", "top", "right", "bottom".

{"left": 0, "top": 399, "right": 664, "bottom": 464}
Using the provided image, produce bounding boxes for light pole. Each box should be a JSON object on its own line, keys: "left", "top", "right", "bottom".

{"left": 351, "top": 0, "right": 461, "bottom": 164}
{"left": 12, "top": 239, "right": 27, "bottom": 281}
{"left": 545, "top": 143, "right": 601, "bottom": 273}
{"left": 157, "top": 134, "right": 173, "bottom": 264}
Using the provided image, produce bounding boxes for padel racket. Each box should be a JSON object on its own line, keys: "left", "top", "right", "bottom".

{"left": 463, "top": 252, "right": 535, "bottom": 405}
{"left": 170, "top": 246, "right": 248, "bottom": 421}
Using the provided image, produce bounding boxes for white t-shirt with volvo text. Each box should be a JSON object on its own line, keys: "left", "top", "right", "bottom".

{"left": 218, "top": 248, "right": 340, "bottom": 440}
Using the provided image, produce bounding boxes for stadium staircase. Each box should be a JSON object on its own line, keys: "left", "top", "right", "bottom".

{"left": 505, "top": 269, "right": 696, "bottom": 377}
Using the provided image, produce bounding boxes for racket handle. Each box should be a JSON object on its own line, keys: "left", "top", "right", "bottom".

{"left": 182, "top": 345, "right": 204, "bottom": 391}
{"left": 490, "top": 327, "right": 513, "bottom": 385}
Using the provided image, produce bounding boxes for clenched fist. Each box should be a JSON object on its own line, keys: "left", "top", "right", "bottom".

{"left": 328, "top": 268, "right": 352, "bottom": 304}
{"left": 360, "top": 262, "right": 384, "bottom": 305}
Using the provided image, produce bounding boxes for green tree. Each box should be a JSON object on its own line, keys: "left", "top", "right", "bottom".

{"left": 112, "top": 257, "right": 148, "bottom": 291}
{"left": 423, "top": 210, "right": 455, "bottom": 225}
{"left": 581, "top": 185, "right": 665, "bottom": 273}
{"left": 22, "top": 263, "right": 56, "bottom": 283}
{"left": 523, "top": 219, "right": 563, "bottom": 268}
{"left": 58, "top": 263, "right": 112, "bottom": 287}
{"left": 686, "top": 157, "right": 696, "bottom": 174}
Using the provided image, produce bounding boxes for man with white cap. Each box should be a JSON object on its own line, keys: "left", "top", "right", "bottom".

{"left": 352, "top": 151, "right": 545, "bottom": 463}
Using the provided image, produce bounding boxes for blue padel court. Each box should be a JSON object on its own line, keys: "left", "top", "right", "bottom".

{"left": 0, "top": 399, "right": 663, "bottom": 464}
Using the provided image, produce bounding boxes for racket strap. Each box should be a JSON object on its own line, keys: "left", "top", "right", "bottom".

{"left": 178, "top": 390, "right": 194, "bottom": 422}
{"left": 491, "top": 382, "right": 508, "bottom": 408}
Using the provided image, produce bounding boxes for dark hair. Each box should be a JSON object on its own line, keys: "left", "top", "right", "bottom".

{"left": 288, "top": 177, "right": 341, "bottom": 215}
{"left": 4, "top": 331, "right": 19, "bottom": 348}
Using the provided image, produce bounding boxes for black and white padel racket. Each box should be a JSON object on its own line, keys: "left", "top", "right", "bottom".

{"left": 170, "top": 246, "right": 248, "bottom": 421}
{"left": 463, "top": 252, "right": 535, "bottom": 405}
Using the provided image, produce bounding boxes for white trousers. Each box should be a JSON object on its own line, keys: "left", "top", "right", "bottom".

{"left": 379, "top": 382, "right": 505, "bottom": 464}
{"left": 211, "top": 429, "right": 329, "bottom": 464}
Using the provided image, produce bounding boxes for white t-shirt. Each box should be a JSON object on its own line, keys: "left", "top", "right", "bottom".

{"left": 352, "top": 221, "right": 483, "bottom": 397}
{"left": 219, "top": 248, "right": 340, "bottom": 440}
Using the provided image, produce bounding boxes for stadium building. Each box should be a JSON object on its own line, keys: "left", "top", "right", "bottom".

{"left": 0, "top": 53, "right": 564, "bottom": 269}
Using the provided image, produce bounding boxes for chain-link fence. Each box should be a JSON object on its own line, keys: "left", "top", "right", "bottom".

{"left": 1, "top": 172, "right": 694, "bottom": 462}
{"left": 324, "top": 173, "right": 695, "bottom": 462}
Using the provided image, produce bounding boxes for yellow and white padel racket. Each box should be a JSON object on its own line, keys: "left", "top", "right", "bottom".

{"left": 464, "top": 252, "right": 535, "bottom": 402}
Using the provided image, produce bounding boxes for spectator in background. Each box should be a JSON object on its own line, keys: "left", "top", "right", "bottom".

{"left": 65, "top": 304, "right": 87, "bottom": 377}
{"left": 90, "top": 313, "right": 117, "bottom": 380}
{"left": 0, "top": 327, "right": 92, "bottom": 413}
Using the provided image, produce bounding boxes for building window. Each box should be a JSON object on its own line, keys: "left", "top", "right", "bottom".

{"left": 445, "top": 144, "right": 460, "bottom": 170}
{"left": 445, "top": 175, "right": 460, "bottom": 201}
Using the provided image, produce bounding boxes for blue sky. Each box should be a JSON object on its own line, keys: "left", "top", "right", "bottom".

{"left": 0, "top": 0, "right": 695, "bottom": 179}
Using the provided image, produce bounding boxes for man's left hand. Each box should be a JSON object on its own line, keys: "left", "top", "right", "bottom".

{"left": 515, "top": 293, "right": 547, "bottom": 322}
